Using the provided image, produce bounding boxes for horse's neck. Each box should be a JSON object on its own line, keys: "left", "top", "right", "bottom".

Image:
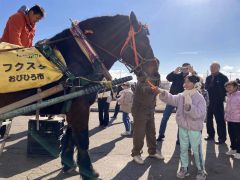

{"left": 79, "top": 15, "right": 130, "bottom": 70}
{"left": 50, "top": 15, "right": 130, "bottom": 77}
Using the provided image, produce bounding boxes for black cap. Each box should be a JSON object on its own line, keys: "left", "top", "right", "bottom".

{"left": 186, "top": 75, "right": 200, "bottom": 84}
{"left": 182, "top": 63, "right": 190, "bottom": 67}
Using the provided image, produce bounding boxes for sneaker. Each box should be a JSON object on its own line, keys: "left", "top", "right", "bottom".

{"left": 234, "top": 153, "right": 240, "bottom": 159}
{"left": 204, "top": 136, "right": 214, "bottom": 141}
{"left": 149, "top": 152, "right": 164, "bottom": 160}
{"left": 156, "top": 135, "right": 165, "bottom": 142}
{"left": 215, "top": 139, "right": 226, "bottom": 145}
{"left": 196, "top": 170, "right": 206, "bottom": 180}
{"left": 226, "top": 149, "right": 237, "bottom": 156}
{"left": 133, "top": 155, "right": 144, "bottom": 164}
{"left": 121, "top": 131, "right": 131, "bottom": 136}
{"left": 176, "top": 167, "right": 190, "bottom": 179}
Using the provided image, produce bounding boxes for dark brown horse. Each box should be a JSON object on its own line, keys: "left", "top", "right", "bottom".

{"left": 0, "top": 12, "right": 160, "bottom": 179}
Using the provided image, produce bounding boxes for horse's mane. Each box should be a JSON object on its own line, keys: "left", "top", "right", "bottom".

{"left": 50, "top": 15, "right": 129, "bottom": 44}
{"left": 48, "top": 15, "right": 130, "bottom": 75}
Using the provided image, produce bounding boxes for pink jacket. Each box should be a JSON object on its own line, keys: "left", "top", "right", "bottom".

{"left": 159, "top": 91, "right": 206, "bottom": 131}
{"left": 225, "top": 91, "right": 240, "bottom": 122}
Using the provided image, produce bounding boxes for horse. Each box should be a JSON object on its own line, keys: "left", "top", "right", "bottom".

{"left": 0, "top": 12, "right": 160, "bottom": 179}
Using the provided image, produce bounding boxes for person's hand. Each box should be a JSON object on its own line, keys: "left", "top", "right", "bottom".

{"left": 151, "top": 87, "right": 165, "bottom": 94}
{"left": 184, "top": 104, "right": 191, "bottom": 111}
{"left": 174, "top": 67, "right": 181, "bottom": 74}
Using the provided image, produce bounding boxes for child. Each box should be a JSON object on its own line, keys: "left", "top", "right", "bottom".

{"left": 117, "top": 82, "right": 133, "bottom": 136}
{"left": 154, "top": 75, "right": 206, "bottom": 180}
{"left": 200, "top": 83, "right": 209, "bottom": 107}
{"left": 224, "top": 81, "right": 240, "bottom": 159}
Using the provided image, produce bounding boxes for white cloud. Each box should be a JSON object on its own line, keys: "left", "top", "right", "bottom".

{"left": 222, "top": 65, "right": 234, "bottom": 71}
{"left": 177, "top": 51, "right": 199, "bottom": 55}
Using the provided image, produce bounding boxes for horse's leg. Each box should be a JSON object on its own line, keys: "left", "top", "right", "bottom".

{"left": 60, "top": 126, "right": 76, "bottom": 172}
{"left": 67, "top": 97, "right": 99, "bottom": 179}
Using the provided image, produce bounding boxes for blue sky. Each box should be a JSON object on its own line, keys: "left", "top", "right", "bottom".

{"left": 1, "top": 0, "right": 240, "bottom": 80}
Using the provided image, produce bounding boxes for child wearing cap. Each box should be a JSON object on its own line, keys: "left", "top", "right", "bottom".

{"left": 153, "top": 74, "right": 207, "bottom": 180}
{"left": 224, "top": 81, "right": 240, "bottom": 159}
{"left": 117, "top": 82, "right": 133, "bottom": 136}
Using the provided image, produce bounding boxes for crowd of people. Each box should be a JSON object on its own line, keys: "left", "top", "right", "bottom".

{"left": 97, "top": 62, "right": 240, "bottom": 180}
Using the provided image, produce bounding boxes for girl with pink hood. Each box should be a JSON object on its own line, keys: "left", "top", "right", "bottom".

{"left": 224, "top": 81, "right": 240, "bottom": 159}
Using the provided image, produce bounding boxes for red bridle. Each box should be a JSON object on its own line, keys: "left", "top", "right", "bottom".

{"left": 120, "top": 24, "right": 143, "bottom": 66}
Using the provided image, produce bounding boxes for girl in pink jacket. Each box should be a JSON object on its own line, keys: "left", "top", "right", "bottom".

{"left": 153, "top": 75, "right": 206, "bottom": 180}
{"left": 224, "top": 81, "right": 240, "bottom": 159}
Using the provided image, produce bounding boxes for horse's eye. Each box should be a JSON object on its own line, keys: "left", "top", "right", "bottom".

{"left": 143, "top": 28, "right": 150, "bottom": 36}
{"left": 143, "top": 25, "right": 150, "bottom": 35}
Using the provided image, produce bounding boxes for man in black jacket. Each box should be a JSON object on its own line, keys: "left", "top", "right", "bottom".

{"left": 205, "top": 62, "right": 228, "bottom": 144}
{"left": 111, "top": 85, "right": 123, "bottom": 120}
{"left": 156, "top": 63, "right": 196, "bottom": 142}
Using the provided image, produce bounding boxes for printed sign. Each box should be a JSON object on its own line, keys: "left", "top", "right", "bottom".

{"left": 0, "top": 42, "right": 63, "bottom": 93}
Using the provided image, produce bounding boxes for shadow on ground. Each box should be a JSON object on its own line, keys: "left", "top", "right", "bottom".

{"left": 0, "top": 138, "right": 55, "bottom": 178}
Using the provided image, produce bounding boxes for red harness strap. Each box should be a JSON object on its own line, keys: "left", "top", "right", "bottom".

{"left": 70, "top": 21, "right": 112, "bottom": 80}
{"left": 70, "top": 21, "right": 98, "bottom": 64}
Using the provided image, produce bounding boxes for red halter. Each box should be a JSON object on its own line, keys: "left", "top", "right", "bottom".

{"left": 120, "top": 24, "right": 143, "bottom": 66}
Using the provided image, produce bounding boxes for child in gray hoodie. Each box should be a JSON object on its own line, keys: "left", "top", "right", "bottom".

{"left": 154, "top": 75, "right": 207, "bottom": 180}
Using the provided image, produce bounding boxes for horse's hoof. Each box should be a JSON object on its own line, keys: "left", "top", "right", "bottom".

{"left": 81, "top": 169, "right": 100, "bottom": 180}
{"left": 91, "top": 168, "right": 100, "bottom": 177}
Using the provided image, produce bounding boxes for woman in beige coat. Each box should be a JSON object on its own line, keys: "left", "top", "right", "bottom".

{"left": 117, "top": 82, "right": 133, "bottom": 136}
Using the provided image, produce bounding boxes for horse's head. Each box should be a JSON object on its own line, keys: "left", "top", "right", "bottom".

{"left": 120, "top": 12, "right": 160, "bottom": 85}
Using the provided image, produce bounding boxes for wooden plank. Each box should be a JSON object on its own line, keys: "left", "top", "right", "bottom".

{"left": 0, "top": 76, "right": 132, "bottom": 120}
{"left": 0, "top": 84, "right": 64, "bottom": 114}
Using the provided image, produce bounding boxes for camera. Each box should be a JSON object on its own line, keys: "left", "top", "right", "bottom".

{"left": 180, "top": 67, "right": 188, "bottom": 71}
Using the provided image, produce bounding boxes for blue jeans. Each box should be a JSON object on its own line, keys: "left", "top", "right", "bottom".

{"left": 122, "top": 112, "right": 130, "bottom": 132}
{"left": 158, "top": 104, "right": 175, "bottom": 137}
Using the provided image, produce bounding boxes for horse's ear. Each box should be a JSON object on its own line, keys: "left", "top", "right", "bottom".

{"left": 130, "top": 11, "right": 139, "bottom": 31}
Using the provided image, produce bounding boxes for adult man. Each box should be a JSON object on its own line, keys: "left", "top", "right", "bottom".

{"left": 110, "top": 85, "right": 123, "bottom": 120}
{"left": 1, "top": 5, "right": 45, "bottom": 47}
{"left": 0, "top": 5, "right": 45, "bottom": 139}
{"left": 205, "top": 62, "right": 228, "bottom": 144}
{"left": 156, "top": 63, "right": 196, "bottom": 142}
{"left": 131, "top": 76, "right": 164, "bottom": 164}
{"left": 97, "top": 90, "right": 112, "bottom": 128}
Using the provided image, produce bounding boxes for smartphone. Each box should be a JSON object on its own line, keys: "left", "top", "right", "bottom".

{"left": 180, "top": 67, "right": 188, "bottom": 71}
